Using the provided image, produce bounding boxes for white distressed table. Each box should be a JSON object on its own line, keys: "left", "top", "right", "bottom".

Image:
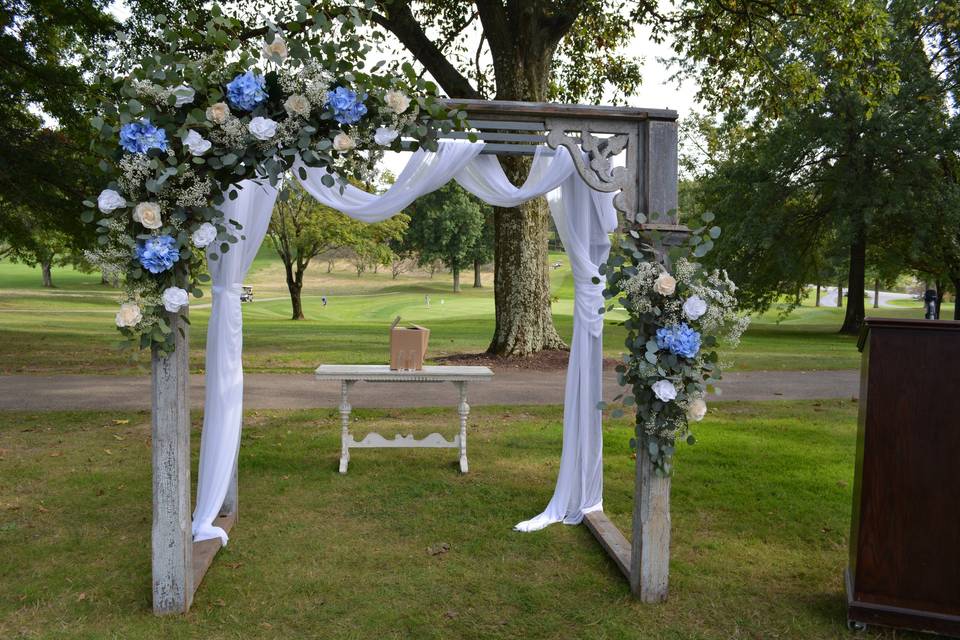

{"left": 314, "top": 365, "right": 494, "bottom": 474}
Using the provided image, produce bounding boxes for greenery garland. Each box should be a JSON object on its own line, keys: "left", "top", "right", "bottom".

{"left": 81, "top": 2, "right": 469, "bottom": 355}
{"left": 598, "top": 213, "right": 750, "bottom": 474}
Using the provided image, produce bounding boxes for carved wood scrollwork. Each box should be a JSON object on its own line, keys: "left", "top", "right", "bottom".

{"left": 545, "top": 121, "right": 638, "bottom": 220}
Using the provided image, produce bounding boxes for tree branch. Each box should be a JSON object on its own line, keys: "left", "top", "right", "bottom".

{"left": 371, "top": 3, "right": 480, "bottom": 99}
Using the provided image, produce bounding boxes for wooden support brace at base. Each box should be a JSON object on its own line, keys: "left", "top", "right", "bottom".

{"left": 191, "top": 513, "right": 236, "bottom": 595}
{"left": 584, "top": 446, "right": 672, "bottom": 603}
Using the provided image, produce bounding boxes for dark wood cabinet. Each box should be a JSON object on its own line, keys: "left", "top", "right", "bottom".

{"left": 847, "top": 318, "right": 960, "bottom": 636}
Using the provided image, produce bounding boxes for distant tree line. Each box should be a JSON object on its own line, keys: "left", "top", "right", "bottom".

{"left": 267, "top": 180, "right": 494, "bottom": 320}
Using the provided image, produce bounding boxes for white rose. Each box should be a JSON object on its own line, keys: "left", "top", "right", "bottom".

{"left": 97, "top": 189, "right": 126, "bottom": 213}
{"left": 332, "top": 132, "right": 355, "bottom": 151}
{"left": 373, "top": 126, "right": 399, "bottom": 146}
{"left": 654, "top": 272, "right": 677, "bottom": 296}
{"left": 191, "top": 222, "right": 218, "bottom": 248}
{"left": 262, "top": 35, "right": 288, "bottom": 60}
{"left": 206, "top": 102, "right": 230, "bottom": 124}
{"left": 162, "top": 286, "right": 189, "bottom": 314}
{"left": 248, "top": 116, "right": 277, "bottom": 141}
{"left": 173, "top": 85, "right": 195, "bottom": 107}
{"left": 651, "top": 379, "right": 677, "bottom": 403}
{"left": 687, "top": 397, "right": 707, "bottom": 422}
{"left": 284, "top": 94, "right": 310, "bottom": 118}
{"left": 384, "top": 89, "right": 410, "bottom": 114}
{"left": 682, "top": 295, "right": 708, "bottom": 321}
{"left": 183, "top": 130, "right": 212, "bottom": 156}
{"left": 133, "top": 202, "right": 162, "bottom": 230}
{"left": 115, "top": 302, "right": 142, "bottom": 328}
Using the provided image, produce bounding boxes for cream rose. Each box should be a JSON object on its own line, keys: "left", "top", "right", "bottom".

{"left": 333, "top": 132, "right": 355, "bottom": 152}
{"left": 191, "top": 222, "right": 218, "bottom": 248}
{"left": 384, "top": 89, "right": 410, "bottom": 114}
{"left": 162, "top": 287, "right": 189, "bottom": 314}
{"left": 262, "top": 35, "right": 288, "bottom": 60}
{"left": 284, "top": 94, "right": 310, "bottom": 118}
{"left": 115, "top": 302, "right": 142, "bottom": 328}
{"left": 97, "top": 189, "right": 126, "bottom": 213}
{"left": 183, "top": 130, "right": 211, "bottom": 156}
{"left": 654, "top": 272, "right": 677, "bottom": 296}
{"left": 133, "top": 202, "right": 163, "bottom": 230}
{"left": 687, "top": 397, "right": 707, "bottom": 422}
{"left": 206, "top": 102, "right": 230, "bottom": 124}
{"left": 651, "top": 379, "right": 677, "bottom": 403}
{"left": 248, "top": 116, "right": 277, "bottom": 141}
{"left": 373, "top": 126, "right": 399, "bottom": 146}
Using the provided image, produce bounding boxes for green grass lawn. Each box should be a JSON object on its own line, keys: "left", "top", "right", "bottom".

{"left": 0, "top": 255, "right": 936, "bottom": 375}
{"left": 0, "top": 400, "right": 926, "bottom": 639}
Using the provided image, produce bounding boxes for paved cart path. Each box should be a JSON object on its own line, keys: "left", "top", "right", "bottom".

{"left": 0, "top": 369, "right": 859, "bottom": 412}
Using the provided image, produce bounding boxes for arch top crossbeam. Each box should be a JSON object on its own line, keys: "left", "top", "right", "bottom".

{"left": 430, "top": 99, "right": 679, "bottom": 223}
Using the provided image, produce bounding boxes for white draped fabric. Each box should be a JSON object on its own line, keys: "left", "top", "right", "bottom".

{"left": 192, "top": 141, "right": 616, "bottom": 543}
{"left": 192, "top": 180, "right": 278, "bottom": 544}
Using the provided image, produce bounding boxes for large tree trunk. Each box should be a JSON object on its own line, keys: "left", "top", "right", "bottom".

{"left": 840, "top": 229, "right": 866, "bottom": 334}
{"left": 873, "top": 278, "right": 880, "bottom": 308}
{"left": 837, "top": 281, "right": 843, "bottom": 307}
{"left": 489, "top": 158, "right": 565, "bottom": 355}
{"left": 452, "top": 266, "right": 460, "bottom": 293}
{"left": 815, "top": 284, "right": 821, "bottom": 306}
{"left": 473, "top": 259, "right": 482, "bottom": 288}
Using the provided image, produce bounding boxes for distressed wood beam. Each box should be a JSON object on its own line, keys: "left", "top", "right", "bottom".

{"left": 151, "top": 311, "right": 193, "bottom": 614}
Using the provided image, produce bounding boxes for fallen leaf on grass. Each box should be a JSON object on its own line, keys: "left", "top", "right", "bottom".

{"left": 112, "top": 434, "right": 125, "bottom": 441}
{"left": 444, "top": 610, "right": 458, "bottom": 620}
{"left": 112, "top": 419, "right": 129, "bottom": 425}
{"left": 49, "top": 452, "right": 62, "bottom": 457}
{"left": 76, "top": 592, "right": 87, "bottom": 602}
{"left": 259, "top": 622, "right": 273, "bottom": 630}
{"left": 37, "top": 505, "right": 49, "bottom": 513}
{"left": 427, "top": 542, "right": 450, "bottom": 556}
{"left": 104, "top": 449, "right": 113, "bottom": 455}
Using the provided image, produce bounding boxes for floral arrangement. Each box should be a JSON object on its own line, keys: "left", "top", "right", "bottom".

{"left": 598, "top": 213, "right": 749, "bottom": 474}
{"left": 82, "top": 4, "right": 469, "bottom": 354}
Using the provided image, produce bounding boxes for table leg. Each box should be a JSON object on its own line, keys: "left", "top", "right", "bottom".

{"left": 456, "top": 381, "right": 469, "bottom": 473}
{"left": 339, "top": 380, "right": 353, "bottom": 474}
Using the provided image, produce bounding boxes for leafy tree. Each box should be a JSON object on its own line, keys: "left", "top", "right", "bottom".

{"left": 694, "top": 0, "right": 958, "bottom": 333}
{"left": 267, "top": 183, "right": 358, "bottom": 319}
{"left": 345, "top": 213, "right": 410, "bottom": 277}
{"left": 468, "top": 206, "right": 494, "bottom": 288}
{"left": 406, "top": 182, "right": 489, "bottom": 292}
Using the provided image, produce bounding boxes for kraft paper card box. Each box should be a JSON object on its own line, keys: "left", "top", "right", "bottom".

{"left": 389, "top": 317, "right": 430, "bottom": 370}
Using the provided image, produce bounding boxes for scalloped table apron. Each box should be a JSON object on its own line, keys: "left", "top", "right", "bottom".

{"left": 192, "top": 141, "right": 616, "bottom": 544}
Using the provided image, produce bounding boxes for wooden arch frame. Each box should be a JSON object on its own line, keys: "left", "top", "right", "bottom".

{"left": 150, "top": 98, "right": 679, "bottom": 614}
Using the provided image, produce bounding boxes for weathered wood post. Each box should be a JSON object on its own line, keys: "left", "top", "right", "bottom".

{"left": 151, "top": 311, "right": 193, "bottom": 614}
{"left": 630, "top": 118, "right": 679, "bottom": 602}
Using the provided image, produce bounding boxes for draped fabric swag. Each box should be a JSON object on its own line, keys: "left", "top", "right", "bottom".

{"left": 192, "top": 142, "right": 617, "bottom": 544}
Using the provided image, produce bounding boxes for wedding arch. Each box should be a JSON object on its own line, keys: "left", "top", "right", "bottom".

{"left": 81, "top": 6, "right": 681, "bottom": 615}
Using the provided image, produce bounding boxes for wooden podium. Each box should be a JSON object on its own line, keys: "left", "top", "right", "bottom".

{"left": 847, "top": 318, "right": 960, "bottom": 635}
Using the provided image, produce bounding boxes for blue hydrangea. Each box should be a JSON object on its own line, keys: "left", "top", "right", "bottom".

{"left": 119, "top": 119, "right": 168, "bottom": 154}
{"left": 656, "top": 323, "right": 702, "bottom": 359}
{"left": 325, "top": 86, "right": 367, "bottom": 125}
{"left": 135, "top": 235, "right": 180, "bottom": 274}
{"left": 226, "top": 71, "right": 268, "bottom": 111}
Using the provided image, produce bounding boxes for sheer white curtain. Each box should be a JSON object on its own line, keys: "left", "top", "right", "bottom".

{"left": 192, "top": 142, "right": 616, "bottom": 543}
{"left": 193, "top": 180, "right": 278, "bottom": 544}
{"left": 514, "top": 171, "right": 617, "bottom": 531}
{"left": 295, "top": 141, "right": 484, "bottom": 220}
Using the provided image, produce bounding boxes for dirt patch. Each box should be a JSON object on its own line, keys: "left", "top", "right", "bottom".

{"left": 433, "top": 349, "right": 620, "bottom": 372}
